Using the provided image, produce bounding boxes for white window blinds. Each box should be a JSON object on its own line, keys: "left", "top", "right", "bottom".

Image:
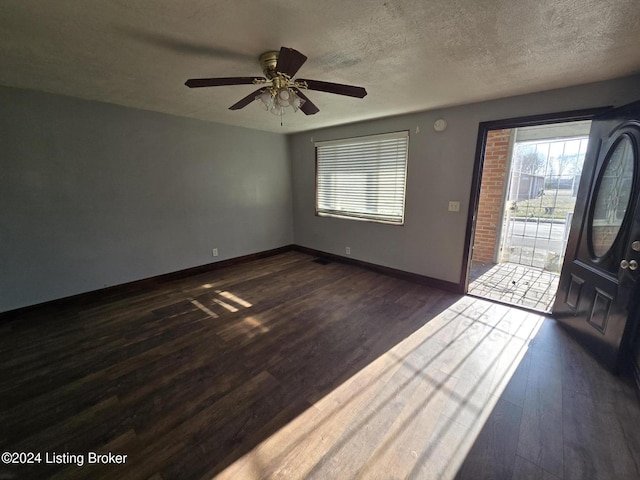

{"left": 315, "top": 131, "right": 409, "bottom": 224}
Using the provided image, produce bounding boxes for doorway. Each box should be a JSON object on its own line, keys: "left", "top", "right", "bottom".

{"left": 464, "top": 113, "right": 601, "bottom": 313}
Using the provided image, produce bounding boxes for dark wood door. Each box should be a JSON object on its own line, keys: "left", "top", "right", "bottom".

{"left": 553, "top": 100, "right": 640, "bottom": 372}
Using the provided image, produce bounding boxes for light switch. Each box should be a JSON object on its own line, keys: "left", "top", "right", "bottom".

{"left": 448, "top": 201, "right": 460, "bottom": 212}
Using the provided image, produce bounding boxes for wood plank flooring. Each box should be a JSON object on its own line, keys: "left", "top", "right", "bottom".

{"left": 1, "top": 251, "right": 639, "bottom": 479}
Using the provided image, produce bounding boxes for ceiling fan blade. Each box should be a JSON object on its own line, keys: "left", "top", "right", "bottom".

{"left": 276, "top": 47, "right": 307, "bottom": 77}
{"left": 229, "top": 88, "right": 265, "bottom": 110}
{"left": 185, "top": 77, "right": 265, "bottom": 88}
{"left": 292, "top": 88, "right": 319, "bottom": 115}
{"left": 297, "top": 79, "right": 367, "bottom": 98}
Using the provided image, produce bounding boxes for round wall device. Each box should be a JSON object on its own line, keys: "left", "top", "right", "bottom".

{"left": 434, "top": 119, "right": 447, "bottom": 132}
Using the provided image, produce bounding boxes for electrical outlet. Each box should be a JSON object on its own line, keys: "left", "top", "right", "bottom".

{"left": 448, "top": 201, "right": 460, "bottom": 212}
{"left": 346, "top": 246, "right": 351, "bottom": 255}
{"left": 212, "top": 248, "right": 218, "bottom": 257}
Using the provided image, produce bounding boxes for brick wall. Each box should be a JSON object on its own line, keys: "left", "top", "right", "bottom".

{"left": 473, "top": 129, "right": 512, "bottom": 263}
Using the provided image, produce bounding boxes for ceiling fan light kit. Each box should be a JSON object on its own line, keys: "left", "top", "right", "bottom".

{"left": 258, "top": 89, "right": 305, "bottom": 115}
{"left": 254, "top": 60, "right": 307, "bottom": 116}
{"left": 185, "top": 47, "right": 367, "bottom": 118}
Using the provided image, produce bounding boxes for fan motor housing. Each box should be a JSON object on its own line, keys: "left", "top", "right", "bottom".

{"left": 259, "top": 51, "right": 280, "bottom": 79}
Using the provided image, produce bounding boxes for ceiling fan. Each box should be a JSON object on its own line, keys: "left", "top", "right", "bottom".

{"left": 185, "top": 46, "right": 367, "bottom": 116}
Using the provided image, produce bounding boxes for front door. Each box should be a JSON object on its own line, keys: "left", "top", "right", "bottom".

{"left": 553, "top": 100, "right": 640, "bottom": 372}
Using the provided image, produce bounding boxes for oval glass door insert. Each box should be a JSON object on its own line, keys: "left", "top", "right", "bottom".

{"left": 590, "top": 135, "right": 635, "bottom": 258}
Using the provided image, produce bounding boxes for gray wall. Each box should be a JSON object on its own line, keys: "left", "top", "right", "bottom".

{"left": 0, "top": 86, "right": 292, "bottom": 312}
{"left": 290, "top": 75, "right": 640, "bottom": 285}
{"left": 4, "top": 74, "right": 640, "bottom": 313}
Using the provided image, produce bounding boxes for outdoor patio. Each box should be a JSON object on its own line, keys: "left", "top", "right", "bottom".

{"left": 468, "top": 261, "right": 559, "bottom": 312}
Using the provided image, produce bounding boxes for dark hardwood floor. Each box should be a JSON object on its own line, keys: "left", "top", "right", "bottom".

{"left": 1, "top": 251, "right": 639, "bottom": 479}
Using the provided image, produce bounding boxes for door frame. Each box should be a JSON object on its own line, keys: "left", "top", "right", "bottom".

{"left": 460, "top": 107, "right": 612, "bottom": 295}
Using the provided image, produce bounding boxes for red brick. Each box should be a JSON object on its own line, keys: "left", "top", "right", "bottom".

{"left": 473, "top": 128, "right": 512, "bottom": 262}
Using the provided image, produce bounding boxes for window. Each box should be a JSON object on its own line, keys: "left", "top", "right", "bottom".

{"left": 315, "top": 131, "right": 409, "bottom": 224}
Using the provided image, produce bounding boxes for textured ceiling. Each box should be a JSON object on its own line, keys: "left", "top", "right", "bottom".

{"left": 1, "top": 0, "right": 640, "bottom": 133}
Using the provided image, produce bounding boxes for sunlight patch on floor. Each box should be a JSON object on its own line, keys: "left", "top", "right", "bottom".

{"left": 213, "top": 298, "right": 239, "bottom": 312}
{"left": 190, "top": 299, "right": 219, "bottom": 319}
{"left": 213, "top": 297, "right": 545, "bottom": 480}
{"left": 243, "top": 316, "right": 270, "bottom": 335}
{"left": 218, "top": 290, "right": 253, "bottom": 308}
